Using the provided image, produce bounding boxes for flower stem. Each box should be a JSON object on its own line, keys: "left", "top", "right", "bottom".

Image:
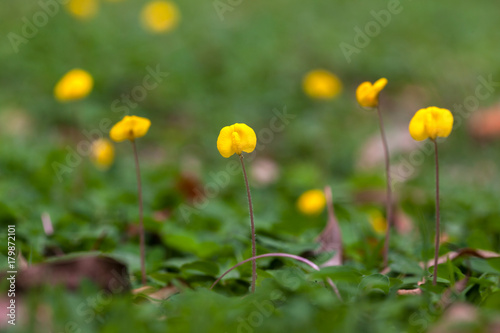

{"left": 433, "top": 140, "right": 440, "bottom": 285}
{"left": 131, "top": 140, "right": 146, "bottom": 286}
{"left": 376, "top": 105, "right": 393, "bottom": 268}
{"left": 239, "top": 154, "right": 256, "bottom": 293}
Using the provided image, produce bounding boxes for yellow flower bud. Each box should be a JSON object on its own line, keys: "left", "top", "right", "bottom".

{"left": 91, "top": 139, "right": 114, "bottom": 170}
{"left": 141, "top": 1, "right": 180, "bottom": 33}
{"left": 54, "top": 69, "right": 94, "bottom": 102}
{"left": 217, "top": 123, "right": 256, "bottom": 158}
{"left": 356, "top": 78, "right": 388, "bottom": 108}
{"left": 409, "top": 106, "right": 454, "bottom": 141}
{"left": 110, "top": 116, "right": 151, "bottom": 142}
{"left": 302, "top": 70, "right": 342, "bottom": 99}
{"left": 66, "top": 0, "right": 98, "bottom": 20}
{"left": 297, "top": 189, "right": 326, "bottom": 215}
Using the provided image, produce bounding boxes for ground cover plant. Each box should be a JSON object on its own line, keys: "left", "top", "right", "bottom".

{"left": 1, "top": 0, "right": 500, "bottom": 332}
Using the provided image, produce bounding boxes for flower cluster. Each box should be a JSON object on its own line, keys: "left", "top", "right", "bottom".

{"left": 100, "top": 67, "right": 456, "bottom": 289}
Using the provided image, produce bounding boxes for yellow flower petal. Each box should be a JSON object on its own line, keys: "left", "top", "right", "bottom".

{"left": 54, "top": 69, "right": 94, "bottom": 102}
{"left": 91, "top": 139, "right": 114, "bottom": 170}
{"left": 66, "top": 0, "right": 98, "bottom": 20}
{"left": 297, "top": 189, "right": 326, "bottom": 215}
{"left": 110, "top": 115, "right": 151, "bottom": 142}
{"left": 409, "top": 107, "right": 454, "bottom": 141}
{"left": 373, "top": 78, "right": 388, "bottom": 91}
{"left": 141, "top": 1, "right": 180, "bottom": 33}
{"left": 217, "top": 123, "right": 256, "bottom": 158}
{"left": 302, "top": 69, "right": 342, "bottom": 99}
{"left": 409, "top": 109, "right": 429, "bottom": 141}
{"left": 356, "top": 77, "right": 387, "bottom": 108}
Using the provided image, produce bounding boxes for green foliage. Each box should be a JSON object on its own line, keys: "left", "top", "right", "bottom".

{"left": 0, "top": 0, "right": 500, "bottom": 332}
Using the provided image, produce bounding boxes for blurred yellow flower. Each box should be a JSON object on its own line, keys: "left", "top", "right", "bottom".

{"left": 141, "top": 1, "right": 180, "bottom": 33}
{"left": 217, "top": 123, "right": 256, "bottom": 158}
{"left": 91, "top": 139, "right": 114, "bottom": 170}
{"left": 54, "top": 69, "right": 94, "bottom": 102}
{"left": 409, "top": 106, "right": 454, "bottom": 141}
{"left": 368, "top": 210, "right": 387, "bottom": 235}
{"left": 356, "top": 78, "right": 388, "bottom": 108}
{"left": 297, "top": 189, "right": 326, "bottom": 215}
{"left": 66, "top": 0, "right": 99, "bottom": 20}
{"left": 110, "top": 116, "right": 151, "bottom": 142}
{"left": 302, "top": 70, "right": 342, "bottom": 99}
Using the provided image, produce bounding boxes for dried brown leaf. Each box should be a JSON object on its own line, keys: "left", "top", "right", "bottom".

{"left": 0, "top": 255, "right": 130, "bottom": 293}
{"left": 315, "top": 186, "right": 343, "bottom": 267}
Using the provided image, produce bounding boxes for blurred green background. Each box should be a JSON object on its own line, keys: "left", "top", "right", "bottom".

{"left": 1, "top": 0, "right": 500, "bottom": 332}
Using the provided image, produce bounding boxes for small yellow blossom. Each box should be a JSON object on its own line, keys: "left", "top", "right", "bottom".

{"left": 368, "top": 210, "right": 387, "bottom": 235}
{"left": 217, "top": 123, "right": 256, "bottom": 158}
{"left": 409, "top": 106, "right": 454, "bottom": 141}
{"left": 54, "top": 69, "right": 94, "bottom": 102}
{"left": 66, "top": 0, "right": 99, "bottom": 20}
{"left": 297, "top": 189, "right": 326, "bottom": 215}
{"left": 302, "top": 70, "right": 342, "bottom": 99}
{"left": 110, "top": 116, "right": 151, "bottom": 142}
{"left": 356, "top": 78, "right": 388, "bottom": 108}
{"left": 141, "top": 1, "right": 180, "bottom": 33}
{"left": 91, "top": 139, "right": 114, "bottom": 170}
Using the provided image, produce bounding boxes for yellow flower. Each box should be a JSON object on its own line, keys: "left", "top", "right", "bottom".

{"left": 141, "top": 1, "right": 180, "bottom": 33}
{"left": 409, "top": 106, "right": 454, "bottom": 141}
{"left": 217, "top": 123, "right": 257, "bottom": 158}
{"left": 66, "top": 0, "right": 98, "bottom": 20}
{"left": 110, "top": 116, "right": 151, "bottom": 142}
{"left": 297, "top": 189, "right": 326, "bottom": 215}
{"left": 356, "top": 78, "right": 388, "bottom": 108}
{"left": 368, "top": 210, "right": 387, "bottom": 235}
{"left": 54, "top": 69, "right": 94, "bottom": 102}
{"left": 302, "top": 69, "right": 342, "bottom": 99}
{"left": 91, "top": 139, "right": 114, "bottom": 170}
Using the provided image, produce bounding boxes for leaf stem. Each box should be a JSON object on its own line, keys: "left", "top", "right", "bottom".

{"left": 377, "top": 105, "right": 393, "bottom": 268}
{"left": 433, "top": 140, "right": 440, "bottom": 285}
{"left": 131, "top": 139, "right": 146, "bottom": 285}
{"left": 239, "top": 154, "right": 257, "bottom": 293}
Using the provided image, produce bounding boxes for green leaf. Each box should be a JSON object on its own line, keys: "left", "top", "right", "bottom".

{"left": 389, "top": 254, "right": 424, "bottom": 275}
{"left": 358, "top": 274, "right": 390, "bottom": 294}
{"left": 311, "top": 266, "right": 363, "bottom": 283}
{"left": 181, "top": 260, "right": 219, "bottom": 276}
{"left": 468, "top": 257, "right": 500, "bottom": 275}
{"left": 482, "top": 291, "right": 500, "bottom": 309}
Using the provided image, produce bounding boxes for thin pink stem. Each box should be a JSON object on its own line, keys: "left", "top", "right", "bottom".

{"left": 377, "top": 105, "right": 393, "bottom": 268}
{"left": 210, "top": 253, "right": 342, "bottom": 301}
{"left": 433, "top": 140, "right": 440, "bottom": 285}
{"left": 239, "top": 154, "right": 257, "bottom": 293}
{"left": 131, "top": 140, "right": 146, "bottom": 285}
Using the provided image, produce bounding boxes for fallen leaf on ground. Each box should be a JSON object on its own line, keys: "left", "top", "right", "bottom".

{"left": 315, "top": 186, "right": 343, "bottom": 267}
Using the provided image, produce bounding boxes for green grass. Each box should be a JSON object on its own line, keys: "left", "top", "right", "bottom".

{"left": 0, "top": 0, "right": 500, "bottom": 332}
